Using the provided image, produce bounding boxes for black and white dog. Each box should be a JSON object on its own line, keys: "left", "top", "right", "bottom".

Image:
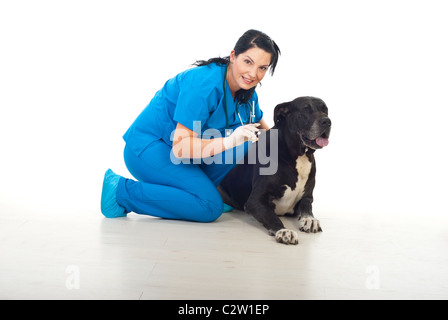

{"left": 219, "top": 97, "right": 331, "bottom": 245}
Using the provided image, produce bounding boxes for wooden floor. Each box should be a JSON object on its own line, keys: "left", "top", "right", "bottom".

{"left": 1, "top": 202, "right": 448, "bottom": 300}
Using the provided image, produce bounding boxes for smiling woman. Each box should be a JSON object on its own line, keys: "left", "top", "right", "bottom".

{"left": 101, "top": 29, "right": 282, "bottom": 223}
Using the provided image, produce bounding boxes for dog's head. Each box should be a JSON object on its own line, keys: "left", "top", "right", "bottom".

{"left": 274, "top": 97, "right": 331, "bottom": 150}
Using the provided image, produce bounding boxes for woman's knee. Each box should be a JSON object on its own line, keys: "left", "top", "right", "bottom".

{"left": 196, "top": 191, "right": 223, "bottom": 223}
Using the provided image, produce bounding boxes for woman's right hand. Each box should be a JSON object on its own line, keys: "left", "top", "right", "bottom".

{"left": 223, "top": 124, "right": 260, "bottom": 150}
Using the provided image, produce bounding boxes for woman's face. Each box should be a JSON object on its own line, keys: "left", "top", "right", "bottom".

{"left": 228, "top": 47, "right": 272, "bottom": 94}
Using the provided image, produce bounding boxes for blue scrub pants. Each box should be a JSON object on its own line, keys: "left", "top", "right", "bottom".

{"left": 116, "top": 139, "right": 249, "bottom": 222}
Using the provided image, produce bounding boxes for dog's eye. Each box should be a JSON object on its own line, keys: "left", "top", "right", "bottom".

{"left": 319, "top": 104, "right": 328, "bottom": 114}
{"left": 303, "top": 106, "right": 312, "bottom": 113}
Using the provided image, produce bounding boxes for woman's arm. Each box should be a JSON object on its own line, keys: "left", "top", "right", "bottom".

{"left": 172, "top": 123, "right": 260, "bottom": 159}
{"left": 172, "top": 123, "right": 225, "bottom": 159}
{"left": 257, "top": 118, "right": 270, "bottom": 130}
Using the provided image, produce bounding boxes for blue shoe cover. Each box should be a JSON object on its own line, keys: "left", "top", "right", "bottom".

{"left": 223, "top": 203, "right": 234, "bottom": 213}
{"left": 101, "top": 169, "right": 127, "bottom": 218}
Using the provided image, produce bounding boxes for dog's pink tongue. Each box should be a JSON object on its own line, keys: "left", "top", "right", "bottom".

{"left": 316, "top": 137, "right": 329, "bottom": 147}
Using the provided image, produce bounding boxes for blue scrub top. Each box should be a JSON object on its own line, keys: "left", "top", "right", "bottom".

{"left": 123, "top": 63, "right": 263, "bottom": 156}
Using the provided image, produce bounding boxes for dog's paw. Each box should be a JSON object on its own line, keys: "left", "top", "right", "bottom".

{"left": 275, "top": 229, "right": 299, "bottom": 245}
{"left": 298, "top": 216, "right": 322, "bottom": 233}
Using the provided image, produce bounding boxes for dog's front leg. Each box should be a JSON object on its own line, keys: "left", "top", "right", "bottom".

{"left": 295, "top": 196, "right": 322, "bottom": 233}
{"left": 245, "top": 195, "right": 299, "bottom": 245}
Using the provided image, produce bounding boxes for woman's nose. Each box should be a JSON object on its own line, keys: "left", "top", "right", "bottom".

{"left": 249, "top": 66, "right": 258, "bottom": 78}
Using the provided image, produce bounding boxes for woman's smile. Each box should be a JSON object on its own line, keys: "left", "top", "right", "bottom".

{"left": 242, "top": 76, "right": 255, "bottom": 85}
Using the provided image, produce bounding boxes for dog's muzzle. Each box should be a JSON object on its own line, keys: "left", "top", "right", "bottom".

{"left": 300, "top": 117, "right": 332, "bottom": 149}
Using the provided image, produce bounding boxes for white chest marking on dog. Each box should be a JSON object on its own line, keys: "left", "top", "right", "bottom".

{"left": 273, "top": 154, "right": 312, "bottom": 216}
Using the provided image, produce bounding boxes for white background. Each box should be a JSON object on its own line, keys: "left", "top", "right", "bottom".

{"left": 1, "top": 0, "right": 447, "bottom": 218}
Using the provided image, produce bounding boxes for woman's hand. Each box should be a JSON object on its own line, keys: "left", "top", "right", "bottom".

{"left": 223, "top": 123, "right": 260, "bottom": 150}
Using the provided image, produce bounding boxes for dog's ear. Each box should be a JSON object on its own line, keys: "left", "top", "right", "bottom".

{"left": 274, "top": 102, "right": 291, "bottom": 125}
